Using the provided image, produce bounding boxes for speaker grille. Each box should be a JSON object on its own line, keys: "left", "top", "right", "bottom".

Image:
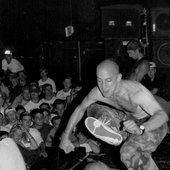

{"left": 101, "top": 5, "right": 142, "bottom": 39}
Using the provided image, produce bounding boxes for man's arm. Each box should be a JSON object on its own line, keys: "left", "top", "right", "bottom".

{"left": 136, "top": 89, "right": 169, "bottom": 132}
{"left": 60, "top": 87, "right": 98, "bottom": 153}
{"left": 129, "top": 61, "right": 150, "bottom": 82}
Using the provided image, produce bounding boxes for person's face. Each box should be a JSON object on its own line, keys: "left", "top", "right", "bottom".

{"left": 148, "top": 67, "right": 156, "bottom": 78}
{"left": 30, "top": 91, "right": 39, "bottom": 100}
{"left": 34, "top": 113, "right": 44, "bottom": 126}
{"left": 97, "top": 67, "right": 121, "bottom": 98}
{"left": 127, "top": 50, "right": 138, "bottom": 60}
{"left": 77, "top": 132, "right": 87, "bottom": 144}
{"left": 20, "top": 79, "right": 26, "bottom": 86}
{"left": 63, "top": 78, "right": 72, "bottom": 91}
{"left": 43, "top": 110, "right": 50, "bottom": 124}
{"left": 40, "top": 70, "right": 48, "bottom": 78}
{"left": 7, "top": 111, "right": 17, "bottom": 123}
{"left": 10, "top": 78, "right": 18, "bottom": 87}
{"left": 23, "top": 89, "right": 30, "bottom": 101}
{"left": 16, "top": 109, "right": 25, "bottom": 120}
{"left": 13, "top": 129, "right": 23, "bottom": 143}
{"left": 5, "top": 55, "right": 12, "bottom": 64}
{"left": 21, "top": 115, "right": 32, "bottom": 130}
{"left": 56, "top": 104, "right": 65, "bottom": 117}
{"left": 53, "top": 119, "right": 61, "bottom": 129}
{"left": 44, "top": 86, "right": 53, "bottom": 96}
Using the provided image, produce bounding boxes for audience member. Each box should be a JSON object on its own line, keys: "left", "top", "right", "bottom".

{"left": 24, "top": 83, "right": 42, "bottom": 112}
{"left": 52, "top": 99, "right": 66, "bottom": 117}
{"left": 56, "top": 76, "right": 72, "bottom": 101}
{"left": 12, "top": 85, "right": 31, "bottom": 108}
{"left": 41, "top": 83, "right": 57, "bottom": 106}
{"left": 30, "top": 108, "right": 53, "bottom": 142}
{"left": 38, "top": 67, "right": 57, "bottom": 94}
{"left": 4, "top": 107, "right": 18, "bottom": 132}
{"left": 46, "top": 115, "right": 61, "bottom": 147}
{"left": 1, "top": 48, "right": 24, "bottom": 76}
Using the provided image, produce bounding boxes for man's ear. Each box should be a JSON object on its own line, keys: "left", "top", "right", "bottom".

{"left": 117, "top": 73, "right": 122, "bottom": 82}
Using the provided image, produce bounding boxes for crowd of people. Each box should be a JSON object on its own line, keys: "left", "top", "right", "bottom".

{"left": 0, "top": 39, "right": 170, "bottom": 170}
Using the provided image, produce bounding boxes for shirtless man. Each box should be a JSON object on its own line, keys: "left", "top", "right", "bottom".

{"left": 60, "top": 59, "right": 168, "bottom": 170}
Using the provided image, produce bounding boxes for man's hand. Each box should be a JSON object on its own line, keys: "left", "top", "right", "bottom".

{"left": 123, "top": 120, "right": 142, "bottom": 135}
{"left": 60, "top": 133, "right": 75, "bottom": 154}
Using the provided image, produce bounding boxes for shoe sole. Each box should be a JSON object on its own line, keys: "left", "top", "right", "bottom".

{"left": 85, "top": 117, "right": 123, "bottom": 145}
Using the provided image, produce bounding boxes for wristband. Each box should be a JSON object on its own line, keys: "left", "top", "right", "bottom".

{"left": 139, "top": 125, "right": 145, "bottom": 135}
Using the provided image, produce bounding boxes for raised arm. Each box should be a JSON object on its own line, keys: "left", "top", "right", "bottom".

{"left": 60, "top": 87, "right": 99, "bottom": 153}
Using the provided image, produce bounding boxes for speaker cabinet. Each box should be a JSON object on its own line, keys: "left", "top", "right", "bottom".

{"left": 101, "top": 4, "right": 142, "bottom": 39}
{"left": 151, "top": 39, "right": 170, "bottom": 68}
{"left": 151, "top": 8, "right": 170, "bottom": 39}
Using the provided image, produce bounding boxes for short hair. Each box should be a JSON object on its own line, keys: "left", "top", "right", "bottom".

{"left": 16, "top": 105, "right": 26, "bottom": 112}
{"left": 39, "top": 102, "right": 51, "bottom": 110}
{"left": 51, "top": 116, "right": 61, "bottom": 126}
{"left": 19, "top": 111, "right": 31, "bottom": 121}
{"left": 30, "top": 108, "right": 44, "bottom": 119}
{"left": 42, "top": 83, "right": 52, "bottom": 91}
{"left": 127, "top": 39, "right": 141, "bottom": 51}
{"left": 53, "top": 99, "right": 66, "bottom": 108}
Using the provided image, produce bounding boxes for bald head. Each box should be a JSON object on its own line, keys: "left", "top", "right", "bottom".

{"left": 84, "top": 161, "right": 110, "bottom": 170}
{"left": 97, "top": 59, "right": 119, "bottom": 76}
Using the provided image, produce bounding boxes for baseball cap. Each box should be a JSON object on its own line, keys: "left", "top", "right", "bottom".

{"left": 149, "top": 62, "right": 156, "bottom": 68}
{"left": 4, "top": 49, "right": 13, "bottom": 55}
{"left": 29, "top": 84, "right": 40, "bottom": 93}
{"left": 5, "top": 107, "right": 16, "bottom": 116}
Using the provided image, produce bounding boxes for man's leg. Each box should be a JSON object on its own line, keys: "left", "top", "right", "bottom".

{"left": 120, "top": 123, "right": 168, "bottom": 170}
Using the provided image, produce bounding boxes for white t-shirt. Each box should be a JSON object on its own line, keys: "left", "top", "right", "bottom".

{"left": 0, "top": 137, "right": 26, "bottom": 170}
{"left": 56, "top": 89, "right": 71, "bottom": 100}
{"left": 38, "top": 78, "right": 57, "bottom": 93}
{"left": 1, "top": 58, "right": 24, "bottom": 73}
{"left": 29, "top": 128, "right": 43, "bottom": 146}
{"left": 41, "top": 96, "right": 57, "bottom": 105}
{"left": 24, "top": 100, "right": 42, "bottom": 112}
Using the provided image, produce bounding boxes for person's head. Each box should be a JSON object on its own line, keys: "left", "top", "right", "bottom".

{"left": 63, "top": 76, "right": 72, "bottom": 92}
{"left": 10, "top": 124, "right": 23, "bottom": 143}
{"left": 127, "top": 39, "right": 142, "bottom": 60}
{"left": 18, "top": 70, "right": 27, "bottom": 80}
{"left": 41, "top": 108, "right": 51, "bottom": 124}
{"left": 39, "top": 102, "right": 51, "bottom": 111}
{"left": 30, "top": 108, "right": 44, "bottom": 127}
{"left": 40, "top": 67, "right": 48, "bottom": 79}
{"left": 29, "top": 84, "right": 40, "bottom": 101}
{"left": 96, "top": 59, "right": 122, "bottom": 98}
{"left": 148, "top": 61, "right": 157, "bottom": 78}
{"left": 76, "top": 131, "right": 87, "bottom": 144}
{"left": 5, "top": 107, "right": 17, "bottom": 123}
{"left": 3, "top": 49, "right": 13, "bottom": 64}
{"left": 22, "top": 85, "right": 30, "bottom": 101}
{"left": 42, "top": 83, "right": 53, "bottom": 97}
{"left": 84, "top": 161, "right": 110, "bottom": 170}
{"left": 53, "top": 99, "right": 66, "bottom": 117}
{"left": 9, "top": 74, "right": 19, "bottom": 87}
{"left": 51, "top": 116, "right": 61, "bottom": 129}
{"left": 15, "top": 105, "right": 26, "bottom": 120}
{"left": 20, "top": 112, "right": 32, "bottom": 130}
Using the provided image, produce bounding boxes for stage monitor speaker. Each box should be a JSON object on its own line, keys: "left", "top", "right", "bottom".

{"left": 151, "top": 7, "right": 170, "bottom": 39}
{"left": 101, "top": 4, "right": 142, "bottom": 39}
{"left": 152, "top": 39, "right": 170, "bottom": 68}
